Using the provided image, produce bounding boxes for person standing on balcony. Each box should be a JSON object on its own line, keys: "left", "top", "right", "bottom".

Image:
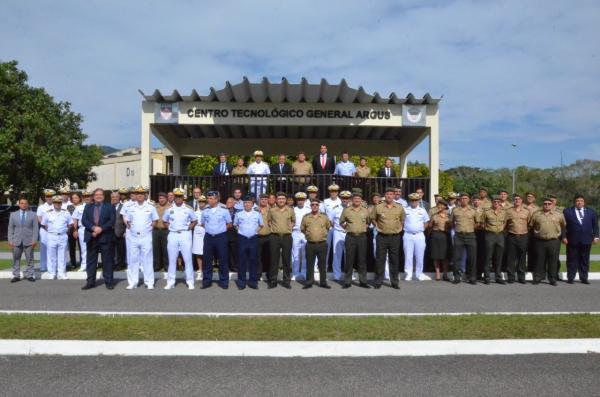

{"left": 247, "top": 150, "right": 270, "bottom": 199}
{"left": 312, "top": 145, "right": 336, "bottom": 199}
{"left": 271, "top": 153, "right": 292, "bottom": 194}
{"left": 355, "top": 157, "right": 371, "bottom": 178}
{"left": 334, "top": 151, "right": 356, "bottom": 192}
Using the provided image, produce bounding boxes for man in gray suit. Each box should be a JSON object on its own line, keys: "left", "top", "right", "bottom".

{"left": 8, "top": 198, "right": 39, "bottom": 282}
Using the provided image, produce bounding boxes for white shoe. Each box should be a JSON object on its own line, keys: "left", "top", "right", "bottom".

{"left": 78, "top": 267, "right": 86, "bottom": 272}
{"left": 57, "top": 274, "right": 69, "bottom": 280}
{"left": 187, "top": 282, "right": 195, "bottom": 290}
{"left": 404, "top": 275, "right": 413, "bottom": 281}
{"left": 42, "top": 273, "right": 56, "bottom": 280}
{"left": 164, "top": 282, "right": 175, "bottom": 290}
{"left": 126, "top": 284, "right": 137, "bottom": 290}
{"left": 417, "top": 274, "right": 427, "bottom": 281}
{"left": 146, "top": 284, "right": 154, "bottom": 290}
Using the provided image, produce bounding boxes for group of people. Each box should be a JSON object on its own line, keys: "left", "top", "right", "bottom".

{"left": 6, "top": 153, "right": 599, "bottom": 291}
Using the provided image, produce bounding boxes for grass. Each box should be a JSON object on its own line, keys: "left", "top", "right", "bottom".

{"left": 560, "top": 244, "right": 600, "bottom": 255}
{"left": 0, "top": 314, "right": 598, "bottom": 341}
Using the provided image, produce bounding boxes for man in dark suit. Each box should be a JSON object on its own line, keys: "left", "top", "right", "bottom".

{"left": 271, "top": 153, "right": 292, "bottom": 194}
{"left": 111, "top": 191, "right": 127, "bottom": 271}
{"left": 81, "top": 188, "right": 116, "bottom": 290}
{"left": 7, "top": 198, "right": 39, "bottom": 282}
{"left": 312, "top": 145, "right": 336, "bottom": 199}
{"left": 213, "top": 153, "right": 233, "bottom": 200}
{"left": 562, "top": 194, "right": 599, "bottom": 284}
{"left": 377, "top": 158, "right": 397, "bottom": 193}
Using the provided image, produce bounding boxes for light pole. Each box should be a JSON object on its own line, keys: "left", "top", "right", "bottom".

{"left": 511, "top": 144, "right": 517, "bottom": 194}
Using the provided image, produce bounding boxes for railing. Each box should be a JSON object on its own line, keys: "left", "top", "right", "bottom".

{"left": 150, "top": 174, "right": 430, "bottom": 202}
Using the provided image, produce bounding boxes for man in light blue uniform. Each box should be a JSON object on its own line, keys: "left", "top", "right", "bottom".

{"left": 334, "top": 151, "right": 357, "bottom": 176}
{"left": 162, "top": 188, "right": 197, "bottom": 290}
{"left": 124, "top": 185, "right": 159, "bottom": 290}
{"left": 201, "top": 191, "right": 232, "bottom": 289}
{"left": 233, "top": 195, "right": 263, "bottom": 289}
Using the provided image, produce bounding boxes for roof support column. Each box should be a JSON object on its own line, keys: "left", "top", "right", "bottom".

{"left": 428, "top": 110, "right": 440, "bottom": 204}
{"left": 398, "top": 154, "right": 408, "bottom": 178}
{"left": 140, "top": 101, "right": 153, "bottom": 187}
{"left": 172, "top": 152, "right": 181, "bottom": 175}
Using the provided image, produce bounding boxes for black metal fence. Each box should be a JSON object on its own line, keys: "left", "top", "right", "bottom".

{"left": 150, "top": 174, "right": 429, "bottom": 202}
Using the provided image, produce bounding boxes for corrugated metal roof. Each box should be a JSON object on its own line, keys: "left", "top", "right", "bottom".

{"left": 139, "top": 77, "right": 440, "bottom": 105}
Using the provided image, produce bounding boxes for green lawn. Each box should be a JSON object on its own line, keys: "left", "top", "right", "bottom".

{"left": 560, "top": 244, "right": 600, "bottom": 255}
{"left": 0, "top": 314, "right": 598, "bottom": 341}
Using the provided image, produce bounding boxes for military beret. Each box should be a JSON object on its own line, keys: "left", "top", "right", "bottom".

{"left": 385, "top": 187, "right": 396, "bottom": 193}
{"left": 492, "top": 195, "right": 501, "bottom": 201}
{"left": 276, "top": 191, "right": 287, "bottom": 198}
{"left": 310, "top": 199, "right": 320, "bottom": 205}
{"left": 371, "top": 192, "right": 381, "bottom": 197}
{"left": 242, "top": 194, "right": 254, "bottom": 202}
{"left": 43, "top": 189, "right": 57, "bottom": 197}
{"left": 328, "top": 184, "right": 340, "bottom": 192}
{"left": 306, "top": 185, "right": 319, "bottom": 193}
{"left": 525, "top": 192, "right": 536, "bottom": 197}
{"left": 295, "top": 192, "right": 307, "bottom": 200}
{"left": 339, "top": 191, "right": 352, "bottom": 198}
{"left": 253, "top": 150, "right": 264, "bottom": 157}
{"left": 172, "top": 188, "right": 186, "bottom": 197}
{"left": 459, "top": 192, "right": 470, "bottom": 198}
{"left": 498, "top": 189, "right": 508, "bottom": 194}
{"left": 408, "top": 193, "right": 420, "bottom": 201}
{"left": 206, "top": 191, "right": 218, "bottom": 197}
{"left": 513, "top": 193, "right": 522, "bottom": 199}
{"left": 51, "top": 195, "right": 62, "bottom": 203}
{"left": 547, "top": 194, "right": 557, "bottom": 199}
{"left": 259, "top": 193, "right": 269, "bottom": 199}
{"left": 542, "top": 197, "right": 553, "bottom": 203}
{"left": 352, "top": 192, "right": 363, "bottom": 198}
{"left": 479, "top": 187, "right": 488, "bottom": 192}
{"left": 437, "top": 199, "right": 449, "bottom": 207}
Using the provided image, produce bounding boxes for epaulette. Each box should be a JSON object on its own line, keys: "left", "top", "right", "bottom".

{"left": 184, "top": 204, "right": 193, "bottom": 209}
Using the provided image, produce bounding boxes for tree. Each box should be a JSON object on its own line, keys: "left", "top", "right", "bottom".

{"left": 0, "top": 60, "right": 103, "bottom": 201}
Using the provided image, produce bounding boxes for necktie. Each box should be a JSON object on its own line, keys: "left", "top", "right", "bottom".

{"left": 578, "top": 208, "right": 584, "bottom": 223}
{"left": 321, "top": 155, "right": 325, "bottom": 169}
{"left": 280, "top": 164, "right": 283, "bottom": 173}
{"left": 94, "top": 205, "right": 101, "bottom": 225}
{"left": 194, "top": 201, "right": 198, "bottom": 211}
{"left": 20, "top": 211, "right": 25, "bottom": 225}
{"left": 221, "top": 163, "right": 225, "bottom": 175}
{"left": 386, "top": 168, "right": 390, "bottom": 177}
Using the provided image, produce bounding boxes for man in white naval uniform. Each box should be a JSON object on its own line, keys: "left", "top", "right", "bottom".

{"left": 40, "top": 195, "right": 73, "bottom": 279}
{"left": 36, "top": 189, "right": 55, "bottom": 272}
{"left": 329, "top": 190, "right": 351, "bottom": 281}
{"left": 162, "top": 188, "right": 197, "bottom": 290}
{"left": 291, "top": 192, "right": 311, "bottom": 280}
{"left": 71, "top": 191, "right": 92, "bottom": 272}
{"left": 124, "top": 186, "right": 159, "bottom": 289}
{"left": 323, "top": 184, "right": 341, "bottom": 270}
{"left": 247, "top": 150, "right": 270, "bottom": 199}
{"left": 403, "top": 193, "right": 430, "bottom": 281}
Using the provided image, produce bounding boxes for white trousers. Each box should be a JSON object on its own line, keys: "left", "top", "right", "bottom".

{"left": 126, "top": 233, "right": 154, "bottom": 287}
{"left": 78, "top": 226, "right": 87, "bottom": 270}
{"left": 331, "top": 230, "right": 346, "bottom": 280}
{"left": 39, "top": 228, "right": 48, "bottom": 271}
{"left": 167, "top": 231, "right": 194, "bottom": 284}
{"left": 292, "top": 231, "right": 307, "bottom": 279}
{"left": 403, "top": 232, "right": 426, "bottom": 279}
{"left": 47, "top": 233, "right": 67, "bottom": 277}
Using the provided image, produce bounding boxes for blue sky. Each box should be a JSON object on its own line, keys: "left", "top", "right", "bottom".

{"left": 1, "top": 0, "right": 599, "bottom": 169}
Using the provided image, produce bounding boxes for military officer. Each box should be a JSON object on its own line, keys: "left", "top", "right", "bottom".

{"left": 340, "top": 192, "right": 371, "bottom": 288}
{"left": 481, "top": 196, "right": 508, "bottom": 284}
{"left": 330, "top": 190, "right": 351, "bottom": 281}
{"left": 447, "top": 192, "right": 458, "bottom": 213}
{"left": 291, "top": 192, "right": 311, "bottom": 280}
{"left": 529, "top": 197, "right": 566, "bottom": 285}
{"left": 355, "top": 157, "right": 371, "bottom": 178}
{"left": 548, "top": 194, "right": 564, "bottom": 280}
{"left": 153, "top": 192, "right": 171, "bottom": 271}
{"left": 403, "top": 193, "right": 430, "bottom": 281}
{"left": 71, "top": 190, "right": 92, "bottom": 272}
{"left": 371, "top": 187, "right": 406, "bottom": 289}
{"left": 306, "top": 185, "right": 324, "bottom": 212}
{"left": 40, "top": 195, "right": 73, "bottom": 279}
{"left": 247, "top": 150, "right": 270, "bottom": 199}
{"left": 233, "top": 195, "right": 263, "bottom": 289}
{"left": 450, "top": 192, "right": 481, "bottom": 284}
{"left": 36, "top": 189, "right": 55, "bottom": 272}
{"left": 301, "top": 199, "right": 332, "bottom": 289}
{"left": 323, "top": 184, "right": 341, "bottom": 268}
{"left": 267, "top": 192, "right": 295, "bottom": 289}
{"left": 478, "top": 188, "right": 492, "bottom": 209}
{"left": 257, "top": 194, "right": 271, "bottom": 281}
{"left": 498, "top": 190, "right": 512, "bottom": 209}
{"left": 505, "top": 193, "right": 531, "bottom": 284}
{"left": 291, "top": 152, "right": 313, "bottom": 192}
{"left": 162, "top": 188, "right": 197, "bottom": 290}
{"left": 200, "top": 191, "right": 233, "bottom": 289}
{"left": 123, "top": 186, "right": 159, "bottom": 290}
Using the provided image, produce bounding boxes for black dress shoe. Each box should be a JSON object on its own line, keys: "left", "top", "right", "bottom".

{"left": 105, "top": 284, "right": 114, "bottom": 290}
{"left": 468, "top": 280, "right": 477, "bottom": 285}
{"left": 319, "top": 282, "right": 331, "bottom": 289}
{"left": 532, "top": 280, "right": 540, "bottom": 285}
{"left": 81, "top": 284, "right": 95, "bottom": 290}
{"left": 237, "top": 284, "right": 246, "bottom": 290}
{"left": 496, "top": 279, "right": 506, "bottom": 285}
{"left": 248, "top": 284, "right": 258, "bottom": 290}
{"left": 507, "top": 279, "right": 515, "bottom": 284}
{"left": 342, "top": 283, "right": 351, "bottom": 289}
{"left": 373, "top": 284, "right": 382, "bottom": 289}
{"left": 220, "top": 283, "right": 229, "bottom": 290}
{"left": 483, "top": 279, "right": 490, "bottom": 285}
{"left": 268, "top": 282, "right": 278, "bottom": 289}
{"left": 581, "top": 280, "right": 590, "bottom": 285}
{"left": 282, "top": 282, "right": 292, "bottom": 289}
{"left": 302, "top": 283, "right": 313, "bottom": 289}
{"left": 452, "top": 278, "right": 461, "bottom": 284}
{"left": 391, "top": 283, "right": 400, "bottom": 290}
{"left": 10, "top": 277, "right": 20, "bottom": 283}
{"left": 359, "top": 282, "right": 371, "bottom": 289}
{"left": 549, "top": 280, "right": 557, "bottom": 286}
{"left": 518, "top": 279, "right": 526, "bottom": 284}
{"left": 201, "top": 282, "right": 212, "bottom": 289}
{"left": 27, "top": 277, "right": 35, "bottom": 282}
{"left": 566, "top": 280, "right": 574, "bottom": 284}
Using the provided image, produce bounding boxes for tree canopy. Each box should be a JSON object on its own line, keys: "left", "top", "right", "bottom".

{"left": 0, "top": 60, "right": 103, "bottom": 201}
